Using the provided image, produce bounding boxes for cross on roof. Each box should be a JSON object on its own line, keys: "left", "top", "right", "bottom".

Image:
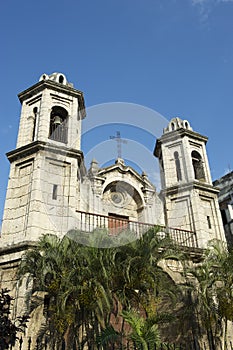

{"left": 109, "top": 131, "right": 127, "bottom": 159}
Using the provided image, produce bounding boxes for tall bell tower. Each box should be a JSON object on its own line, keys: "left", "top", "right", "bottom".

{"left": 154, "top": 117, "right": 225, "bottom": 248}
{"left": 1, "top": 73, "right": 86, "bottom": 245}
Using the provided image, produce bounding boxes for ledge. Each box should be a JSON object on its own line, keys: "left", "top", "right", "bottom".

{"left": 18, "top": 79, "right": 86, "bottom": 119}
{"left": 6, "top": 141, "right": 84, "bottom": 164}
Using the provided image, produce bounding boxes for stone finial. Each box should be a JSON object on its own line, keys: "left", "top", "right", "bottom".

{"left": 115, "top": 158, "right": 125, "bottom": 166}
{"left": 163, "top": 117, "right": 192, "bottom": 134}
{"left": 88, "top": 158, "right": 99, "bottom": 176}
{"left": 39, "top": 72, "right": 70, "bottom": 86}
{"left": 141, "top": 171, "right": 148, "bottom": 180}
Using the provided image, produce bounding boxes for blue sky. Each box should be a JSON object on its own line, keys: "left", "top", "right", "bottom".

{"left": 0, "top": 0, "right": 233, "bottom": 223}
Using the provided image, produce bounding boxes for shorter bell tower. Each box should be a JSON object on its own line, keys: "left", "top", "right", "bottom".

{"left": 1, "top": 73, "right": 86, "bottom": 245}
{"left": 154, "top": 117, "right": 225, "bottom": 248}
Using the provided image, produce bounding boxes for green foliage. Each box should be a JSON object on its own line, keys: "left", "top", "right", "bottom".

{"left": 17, "top": 227, "right": 181, "bottom": 348}
{"left": 96, "top": 325, "right": 122, "bottom": 347}
{"left": 183, "top": 239, "right": 233, "bottom": 347}
{"left": 121, "top": 309, "right": 161, "bottom": 350}
{"left": 17, "top": 229, "right": 233, "bottom": 348}
{"left": 0, "top": 288, "right": 29, "bottom": 350}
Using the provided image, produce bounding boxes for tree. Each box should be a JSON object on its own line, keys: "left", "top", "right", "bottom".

{"left": 183, "top": 239, "right": 233, "bottom": 349}
{"left": 18, "top": 233, "right": 115, "bottom": 349}
{"left": 204, "top": 240, "right": 233, "bottom": 349}
{"left": 121, "top": 309, "right": 161, "bottom": 350}
{"left": 18, "top": 227, "right": 181, "bottom": 348}
{"left": 98, "top": 227, "right": 181, "bottom": 347}
{"left": 0, "top": 288, "right": 29, "bottom": 350}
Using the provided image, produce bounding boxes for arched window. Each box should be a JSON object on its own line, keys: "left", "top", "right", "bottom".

{"left": 49, "top": 106, "right": 68, "bottom": 144}
{"left": 59, "top": 75, "right": 64, "bottom": 84}
{"left": 191, "top": 151, "right": 205, "bottom": 181}
{"left": 174, "top": 151, "right": 182, "bottom": 181}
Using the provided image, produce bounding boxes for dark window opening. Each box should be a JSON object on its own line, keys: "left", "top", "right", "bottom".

{"left": 52, "top": 184, "right": 58, "bottom": 200}
{"left": 174, "top": 151, "right": 182, "bottom": 181}
{"left": 171, "top": 122, "right": 175, "bottom": 131}
{"left": 207, "top": 216, "right": 212, "bottom": 229}
{"left": 32, "top": 107, "right": 38, "bottom": 141}
{"left": 49, "top": 106, "right": 68, "bottom": 143}
{"left": 191, "top": 151, "right": 205, "bottom": 181}
{"left": 59, "top": 75, "right": 64, "bottom": 84}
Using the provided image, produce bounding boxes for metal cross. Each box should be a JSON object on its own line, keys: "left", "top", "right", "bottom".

{"left": 109, "top": 131, "right": 127, "bottom": 159}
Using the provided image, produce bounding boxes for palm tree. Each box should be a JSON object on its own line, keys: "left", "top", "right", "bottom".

{"left": 18, "top": 227, "right": 182, "bottom": 349}
{"left": 113, "top": 228, "right": 180, "bottom": 313}
{"left": 99, "top": 227, "right": 181, "bottom": 347}
{"left": 203, "top": 240, "right": 233, "bottom": 349}
{"left": 183, "top": 239, "right": 233, "bottom": 349}
{"left": 18, "top": 234, "right": 82, "bottom": 348}
{"left": 184, "top": 260, "right": 217, "bottom": 348}
{"left": 121, "top": 309, "right": 160, "bottom": 350}
{"left": 18, "top": 233, "right": 114, "bottom": 349}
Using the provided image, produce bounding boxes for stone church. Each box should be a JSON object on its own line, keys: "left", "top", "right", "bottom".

{"left": 0, "top": 72, "right": 227, "bottom": 346}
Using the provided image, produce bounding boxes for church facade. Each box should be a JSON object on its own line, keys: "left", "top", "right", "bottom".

{"left": 0, "top": 72, "right": 228, "bottom": 347}
{"left": 0, "top": 72, "right": 225, "bottom": 249}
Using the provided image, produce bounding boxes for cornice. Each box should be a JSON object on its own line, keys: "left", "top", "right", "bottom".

{"left": 154, "top": 128, "right": 208, "bottom": 157}
{"left": 18, "top": 80, "right": 86, "bottom": 119}
{"left": 160, "top": 180, "right": 219, "bottom": 197}
{"left": 0, "top": 241, "right": 37, "bottom": 257}
{"left": 6, "top": 141, "right": 84, "bottom": 164}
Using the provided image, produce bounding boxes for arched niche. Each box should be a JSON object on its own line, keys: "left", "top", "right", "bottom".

{"left": 191, "top": 150, "right": 205, "bottom": 181}
{"left": 49, "top": 106, "right": 68, "bottom": 144}
{"left": 174, "top": 151, "right": 182, "bottom": 181}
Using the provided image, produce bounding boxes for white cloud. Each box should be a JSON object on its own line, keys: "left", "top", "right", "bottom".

{"left": 191, "top": 0, "right": 211, "bottom": 21}
{"left": 192, "top": 0, "right": 233, "bottom": 4}
{"left": 191, "top": 0, "right": 233, "bottom": 22}
{"left": 192, "top": 0, "right": 207, "bottom": 4}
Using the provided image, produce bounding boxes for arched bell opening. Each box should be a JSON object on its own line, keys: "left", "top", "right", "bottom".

{"left": 191, "top": 150, "right": 205, "bottom": 181}
{"left": 49, "top": 106, "right": 68, "bottom": 144}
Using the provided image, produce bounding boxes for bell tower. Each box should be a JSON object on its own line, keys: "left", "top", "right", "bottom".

{"left": 154, "top": 117, "right": 225, "bottom": 248}
{"left": 1, "top": 73, "right": 86, "bottom": 245}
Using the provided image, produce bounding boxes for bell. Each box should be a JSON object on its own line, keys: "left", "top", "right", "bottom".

{"left": 53, "top": 116, "right": 62, "bottom": 125}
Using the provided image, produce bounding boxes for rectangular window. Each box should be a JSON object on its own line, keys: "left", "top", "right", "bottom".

{"left": 207, "top": 216, "right": 212, "bottom": 229}
{"left": 52, "top": 184, "right": 58, "bottom": 200}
